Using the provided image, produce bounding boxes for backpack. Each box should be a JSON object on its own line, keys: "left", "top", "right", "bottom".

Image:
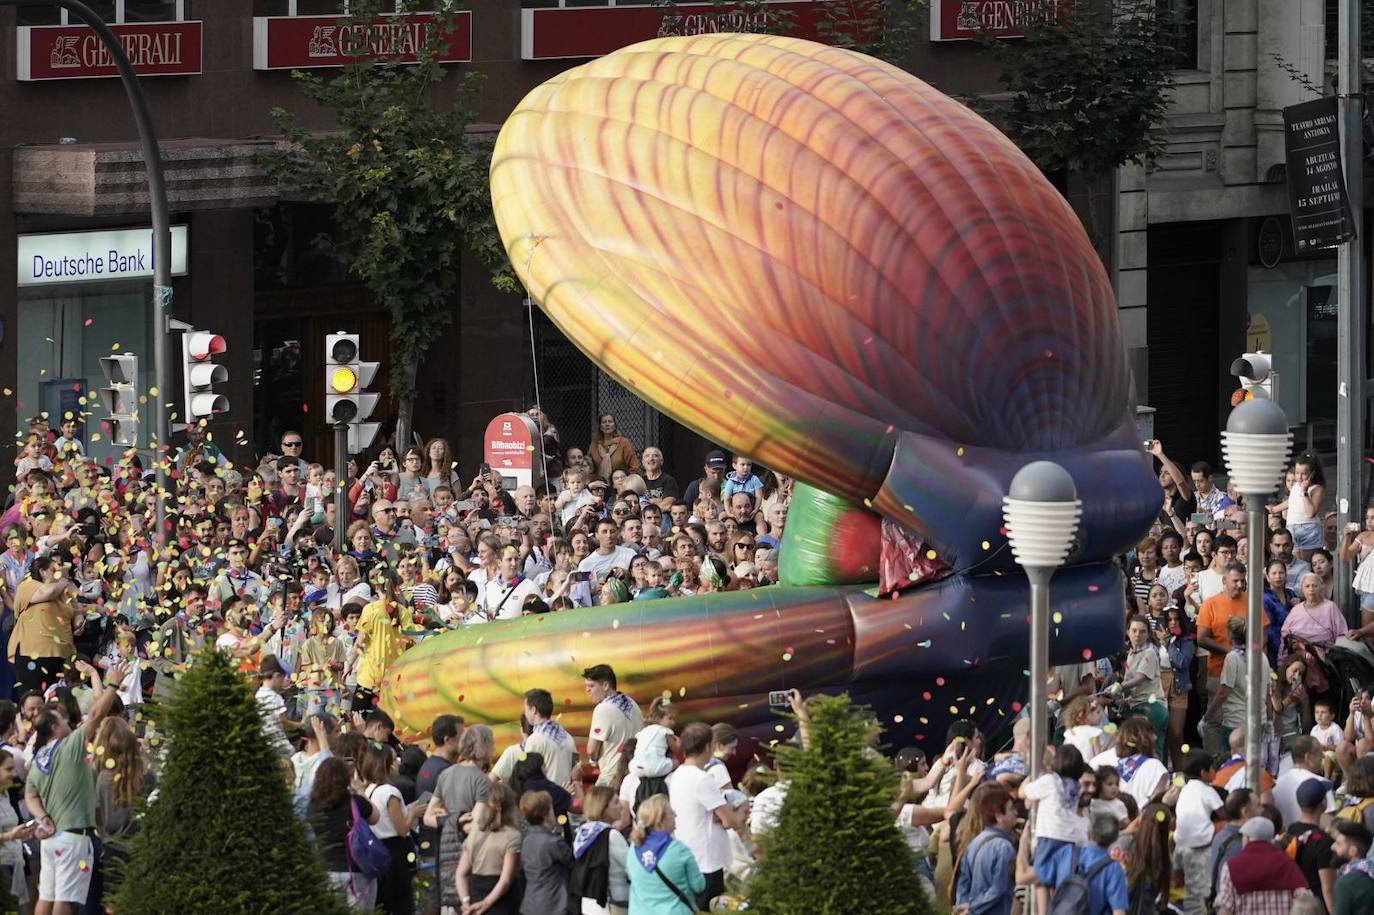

{"left": 1337, "top": 795, "right": 1374, "bottom": 825}
{"left": 347, "top": 796, "right": 392, "bottom": 879}
{"left": 1208, "top": 830, "right": 1243, "bottom": 908}
{"left": 1048, "top": 845, "right": 1113, "bottom": 915}
{"left": 1278, "top": 823, "right": 1323, "bottom": 864}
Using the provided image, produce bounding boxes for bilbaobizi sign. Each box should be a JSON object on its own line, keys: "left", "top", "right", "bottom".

{"left": 1283, "top": 97, "right": 1356, "bottom": 251}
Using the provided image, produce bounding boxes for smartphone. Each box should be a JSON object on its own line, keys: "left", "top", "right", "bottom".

{"left": 267, "top": 517, "right": 284, "bottom": 529}
{"left": 571, "top": 571, "right": 594, "bottom": 583}
{"left": 379, "top": 460, "right": 393, "bottom": 471}
{"left": 768, "top": 690, "right": 790, "bottom": 708}
{"left": 479, "top": 462, "right": 491, "bottom": 475}
{"left": 1189, "top": 513, "right": 1211, "bottom": 526}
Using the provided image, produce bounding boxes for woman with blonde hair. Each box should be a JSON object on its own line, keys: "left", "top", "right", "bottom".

{"left": 627, "top": 793, "right": 704, "bottom": 914}
{"left": 573, "top": 785, "right": 631, "bottom": 915}
{"left": 455, "top": 782, "right": 522, "bottom": 915}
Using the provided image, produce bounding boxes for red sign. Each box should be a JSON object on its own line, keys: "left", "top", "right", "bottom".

{"left": 929, "top": 0, "right": 1063, "bottom": 41}
{"left": 484, "top": 413, "right": 541, "bottom": 486}
{"left": 16, "top": 21, "right": 202, "bottom": 81}
{"left": 253, "top": 13, "right": 472, "bottom": 70}
{"left": 521, "top": 1, "right": 850, "bottom": 61}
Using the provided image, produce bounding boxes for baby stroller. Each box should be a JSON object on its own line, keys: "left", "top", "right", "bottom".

{"left": 1325, "top": 637, "right": 1374, "bottom": 710}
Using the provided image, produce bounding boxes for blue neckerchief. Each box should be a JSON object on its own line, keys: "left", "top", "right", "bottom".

{"left": 636, "top": 831, "right": 673, "bottom": 873}
{"left": 600, "top": 691, "right": 638, "bottom": 720}
{"left": 573, "top": 821, "right": 611, "bottom": 860}
{"left": 533, "top": 718, "right": 572, "bottom": 748}
{"left": 1117, "top": 753, "right": 1148, "bottom": 783}
{"left": 33, "top": 736, "right": 63, "bottom": 775}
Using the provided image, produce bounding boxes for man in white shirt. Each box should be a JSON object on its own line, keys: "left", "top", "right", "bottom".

{"left": 522, "top": 688, "right": 578, "bottom": 788}
{"left": 668, "top": 722, "right": 746, "bottom": 908}
{"left": 577, "top": 518, "right": 638, "bottom": 582}
{"left": 581, "top": 664, "right": 643, "bottom": 786}
{"left": 1196, "top": 536, "right": 1237, "bottom": 604}
{"left": 1273, "top": 736, "right": 1335, "bottom": 828}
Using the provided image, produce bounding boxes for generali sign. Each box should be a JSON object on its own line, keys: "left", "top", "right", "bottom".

{"left": 521, "top": 1, "right": 855, "bottom": 60}
{"left": 930, "top": 0, "right": 1064, "bottom": 41}
{"left": 16, "top": 21, "right": 203, "bottom": 81}
{"left": 253, "top": 12, "right": 472, "bottom": 70}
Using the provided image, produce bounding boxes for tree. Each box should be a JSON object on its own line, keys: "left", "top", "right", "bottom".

{"left": 110, "top": 649, "right": 349, "bottom": 915}
{"left": 975, "top": 0, "right": 1185, "bottom": 246}
{"left": 264, "top": 0, "right": 519, "bottom": 451}
{"left": 748, "top": 693, "right": 932, "bottom": 915}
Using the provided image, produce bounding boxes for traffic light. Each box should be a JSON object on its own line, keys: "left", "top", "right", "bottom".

{"left": 98, "top": 353, "right": 138, "bottom": 447}
{"left": 1230, "top": 351, "right": 1276, "bottom": 404}
{"left": 181, "top": 331, "right": 229, "bottom": 424}
{"left": 324, "top": 332, "right": 380, "bottom": 454}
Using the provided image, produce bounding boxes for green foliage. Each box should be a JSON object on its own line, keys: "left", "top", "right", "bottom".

{"left": 815, "top": 0, "right": 921, "bottom": 66}
{"left": 263, "top": 0, "right": 519, "bottom": 431}
{"left": 652, "top": 0, "right": 917, "bottom": 62}
{"left": 977, "top": 0, "right": 1184, "bottom": 180}
{"left": 110, "top": 650, "right": 349, "bottom": 915}
{"left": 748, "top": 694, "right": 932, "bottom": 915}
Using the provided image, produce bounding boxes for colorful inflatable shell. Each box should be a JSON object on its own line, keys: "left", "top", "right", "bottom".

{"left": 380, "top": 35, "right": 1160, "bottom": 744}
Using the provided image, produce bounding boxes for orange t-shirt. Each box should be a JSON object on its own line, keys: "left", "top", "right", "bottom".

{"left": 1196, "top": 592, "right": 1247, "bottom": 677}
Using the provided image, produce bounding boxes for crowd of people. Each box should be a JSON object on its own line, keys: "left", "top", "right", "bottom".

{"left": 0, "top": 408, "right": 793, "bottom": 913}
{"left": 7, "top": 406, "right": 1374, "bottom": 914}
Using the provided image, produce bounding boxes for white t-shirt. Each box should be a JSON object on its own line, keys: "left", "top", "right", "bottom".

{"left": 1273, "top": 768, "right": 1336, "bottom": 828}
{"left": 896, "top": 804, "right": 932, "bottom": 856}
{"left": 1197, "top": 568, "right": 1224, "bottom": 604}
{"left": 1021, "top": 773, "right": 1089, "bottom": 843}
{"left": 1311, "top": 722, "right": 1343, "bottom": 750}
{"left": 1089, "top": 797, "right": 1129, "bottom": 824}
{"left": 255, "top": 684, "right": 291, "bottom": 755}
{"left": 1174, "top": 779, "right": 1223, "bottom": 849}
{"left": 1063, "top": 725, "right": 1107, "bottom": 763}
{"left": 1089, "top": 748, "right": 1169, "bottom": 811}
{"left": 1157, "top": 564, "right": 1188, "bottom": 598}
{"left": 525, "top": 726, "right": 578, "bottom": 788}
{"left": 366, "top": 783, "right": 403, "bottom": 838}
{"left": 481, "top": 576, "right": 537, "bottom": 620}
{"left": 749, "top": 782, "right": 789, "bottom": 836}
{"left": 921, "top": 757, "right": 988, "bottom": 809}
{"left": 578, "top": 547, "right": 639, "bottom": 580}
{"left": 589, "top": 696, "right": 643, "bottom": 786}
{"left": 667, "top": 764, "right": 731, "bottom": 874}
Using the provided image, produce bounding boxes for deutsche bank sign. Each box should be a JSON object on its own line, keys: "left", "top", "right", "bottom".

{"left": 18, "top": 225, "right": 189, "bottom": 287}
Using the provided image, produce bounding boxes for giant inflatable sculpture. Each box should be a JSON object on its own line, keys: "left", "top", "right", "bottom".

{"left": 379, "top": 34, "right": 1160, "bottom": 746}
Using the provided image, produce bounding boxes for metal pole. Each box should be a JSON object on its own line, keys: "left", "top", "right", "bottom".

{"left": 1, "top": 0, "right": 173, "bottom": 546}
{"left": 1025, "top": 569, "right": 1052, "bottom": 915}
{"left": 334, "top": 424, "right": 348, "bottom": 555}
{"left": 1028, "top": 572, "right": 1051, "bottom": 786}
{"left": 1336, "top": 0, "right": 1366, "bottom": 623}
{"left": 1245, "top": 504, "right": 1265, "bottom": 792}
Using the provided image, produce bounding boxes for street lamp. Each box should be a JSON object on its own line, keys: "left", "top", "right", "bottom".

{"left": 1220, "top": 397, "right": 1291, "bottom": 792}
{"left": 1003, "top": 461, "right": 1082, "bottom": 790}
{"left": 0, "top": 0, "right": 172, "bottom": 545}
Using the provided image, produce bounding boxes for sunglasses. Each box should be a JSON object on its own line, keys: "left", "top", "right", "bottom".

{"left": 282, "top": 441, "right": 302, "bottom": 448}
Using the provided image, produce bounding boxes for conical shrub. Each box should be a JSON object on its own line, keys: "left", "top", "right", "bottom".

{"left": 111, "top": 649, "right": 349, "bottom": 914}
{"left": 748, "top": 693, "right": 934, "bottom": 915}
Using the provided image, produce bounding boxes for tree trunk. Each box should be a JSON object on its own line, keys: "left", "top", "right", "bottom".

{"left": 392, "top": 351, "right": 420, "bottom": 455}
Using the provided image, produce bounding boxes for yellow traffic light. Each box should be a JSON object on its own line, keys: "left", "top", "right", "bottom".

{"left": 330, "top": 366, "right": 357, "bottom": 394}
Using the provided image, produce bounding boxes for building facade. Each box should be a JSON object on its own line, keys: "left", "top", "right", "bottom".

{"left": 0, "top": 0, "right": 1080, "bottom": 478}
{"left": 1115, "top": 0, "right": 1351, "bottom": 466}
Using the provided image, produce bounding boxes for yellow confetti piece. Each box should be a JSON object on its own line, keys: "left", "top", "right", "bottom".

{"left": 148, "top": 386, "right": 158, "bottom": 396}
{"left": 1052, "top": 612, "right": 1063, "bottom": 624}
{"left": 111, "top": 343, "right": 121, "bottom": 350}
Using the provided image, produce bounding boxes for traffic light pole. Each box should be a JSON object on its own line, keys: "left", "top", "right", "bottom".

{"left": 1, "top": 0, "right": 173, "bottom": 546}
{"left": 334, "top": 423, "right": 349, "bottom": 555}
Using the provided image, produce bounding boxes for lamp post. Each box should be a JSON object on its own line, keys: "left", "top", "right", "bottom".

{"left": 1220, "top": 398, "right": 1292, "bottom": 792}
{"left": 1003, "top": 462, "right": 1082, "bottom": 793}
{"left": 0, "top": 0, "right": 172, "bottom": 545}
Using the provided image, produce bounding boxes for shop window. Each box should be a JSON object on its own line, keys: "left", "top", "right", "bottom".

{"left": 253, "top": 0, "right": 446, "bottom": 13}
{"left": 22, "top": 1, "right": 186, "bottom": 24}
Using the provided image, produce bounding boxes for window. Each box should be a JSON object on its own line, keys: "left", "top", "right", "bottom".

{"left": 20, "top": 0, "right": 185, "bottom": 24}
{"left": 253, "top": 0, "right": 444, "bottom": 13}
{"left": 1156, "top": 0, "right": 1199, "bottom": 71}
